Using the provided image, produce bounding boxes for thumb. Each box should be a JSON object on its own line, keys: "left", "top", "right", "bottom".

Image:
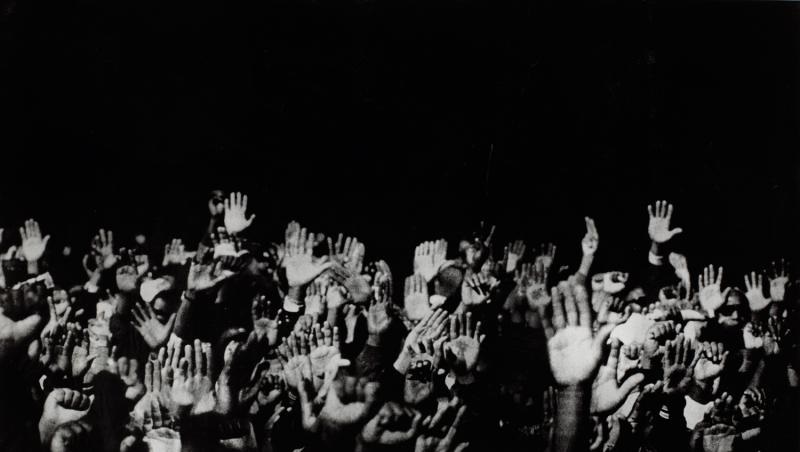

{"left": 165, "top": 313, "right": 177, "bottom": 330}
{"left": 42, "top": 235, "right": 51, "bottom": 245}
{"left": 668, "top": 228, "right": 683, "bottom": 239}
{"left": 246, "top": 214, "right": 255, "bottom": 225}
{"left": 593, "top": 324, "right": 616, "bottom": 354}
{"left": 619, "top": 373, "right": 645, "bottom": 397}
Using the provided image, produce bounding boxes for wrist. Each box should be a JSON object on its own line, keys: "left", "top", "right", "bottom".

{"left": 287, "top": 286, "right": 304, "bottom": 302}
{"left": 367, "top": 333, "right": 382, "bottom": 347}
{"left": 183, "top": 290, "right": 196, "bottom": 302}
{"left": 27, "top": 260, "right": 39, "bottom": 275}
{"left": 393, "top": 352, "right": 411, "bottom": 375}
{"left": 456, "top": 372, "right": 476, "bottom": 385}
{"left": 578, "top": 255, "right": 594, "bottom": 276}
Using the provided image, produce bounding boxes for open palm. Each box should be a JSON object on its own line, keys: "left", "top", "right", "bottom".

{"left": 547, "top": 327, "right": 600, "bottom": 386}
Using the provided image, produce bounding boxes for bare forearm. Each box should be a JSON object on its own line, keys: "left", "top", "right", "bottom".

{"left": 552, "top": 385, "right": 590, "bottom": 452}
{"left": 174, "top": 292, "right": 196, "bottom": 339}
{"left": 577, "top": 255, "right": 594, "bottom": 279}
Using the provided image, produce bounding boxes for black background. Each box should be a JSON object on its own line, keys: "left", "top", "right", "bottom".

{"left": 0, "top": 0, "right": 797, "bottom": 282}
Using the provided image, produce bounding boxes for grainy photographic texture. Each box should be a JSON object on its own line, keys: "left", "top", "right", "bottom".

{"left": 0, "top": 0, "right": 798, "bottom": 451}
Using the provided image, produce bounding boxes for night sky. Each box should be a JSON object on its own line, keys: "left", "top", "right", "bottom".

{"left": 0, "top": 0, "right": 797, "bottom": 281}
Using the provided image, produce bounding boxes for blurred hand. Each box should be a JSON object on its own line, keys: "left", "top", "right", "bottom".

{"left": 131, "top": 301, "right": 176, "bottom": 349}
{"left": 285, "top": 228, "right": 331, "bottom": 288}
{"left": 744, "top": 272, "right": 771, "bottom": 312}
{"left": 698, "top": 265, "right": 729, "bottom": 315}
{"left": 361, "top": 402, "right": 422, "bottom": 446}
{"left": 223, "top": 192, "right": 255, "bottom": 235}
{"left": 582, "top": 217, "right": 599, "bottom": 257}
{"left": 661, "top": 335, "right": 698, "bottom": 395}
{"left": 503, "top": 240, "right": 526, "bottom": 274}
{"left": 38, "top": 388, "right": 92, "bottom": 445}
{"left": 541, "top": 278, "right": 612, "bottom": 386}
{"left": 443, "top": 312, "right": 483, "bottom": 378}
{"left": 20, "top": 219, "right": 50, "bottom": 263}
{"left": 647, "top": 201, "right": 683, "bottom": 244}
{"left": 414, "top": 240, "right": 448, "bottom": 283}
{"left": 414, "top": 398, "right": 469, "bottom": 452}
{"left": 768, "top": 259, "right": 790, "bottom": 302}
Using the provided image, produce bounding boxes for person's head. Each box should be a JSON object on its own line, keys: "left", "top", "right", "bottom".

{"left": 51, "top": 288, "right": 70, "bottom": 316}
{"left": 434, "top": 265, "right": 463, "bottom": 299}
{"left": 209, "top": 190, "right": 226, "bottom": 217}
{"left": 140, "top": 276, "right": 178, "bottom": 323}
{"left": 716, "top": 288, "right": 748, "bottom": 329}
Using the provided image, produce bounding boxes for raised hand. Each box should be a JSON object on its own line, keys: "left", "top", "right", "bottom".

{"left": 737, "top": 387, "right": 767, "bottom": 424}
{"left": 414, "top": 398, "right": 469, "bottom": 452}
{"left": 698, "top": 265, "right": 729, "bottom": 315}
{"left": 304, "top": 279, "right": 327, "bottom": 318}
{"left": 669, "top": 252, "right": 691, "bottom": 294}
{"left": 298, "top": 368, "right": 380, "bottom": 433}
{"left": 278, "top": 332, "right": 312, "bottom": 391}
{"left": 534, "top": 243, "right": 557, "bottom": 276}
{"left": 395, "top": 309, "right": 449, "bottom": 373}
{"left": 251, "top": 295, "right": 281, "bottom": 346}
{"left": 404, "top": 274, "right": 432, "bottom": 321}
{"left": 372, "top": 260, "right": 394, "bottom": 302}
{"left": 694, "top": 342, "right": 728, "bottom": 382}
{"left": 744, "top": 272, "right": 771, "bottom": 312}
{"left": 582, "top": 217, "right": 599, "bottom": 257}
{"left": 503, "top": 262, "right": 532, "bottom": 314}
{"left": 162, "top": 238, "right": 186, "bottom": 266}
{"left": 414, "top": 240, "right": 448, "bottom": 282}
{"left": 68, "top": 328, "right": 96, "bottom": 383}
{"left": 525, "top": 261, "right": 550, "bottom": 310}
{"left": 627, "top": 381, "right": 663, "bottom": 435}
{"left": 541, "top": 278, "right": 611, "bottom": 386}
{"left": 170, "top": 339, "right": 215, "bottom": 416}
{"left": 641, "top": 320, "right": 680, "bottom": 369}
{"left": 461, "top": 273, "right": 493, "bottom": 306}
{"left": 20, "top": 219, "right": 50, "bottom": 263}
{"left": 38, "top": 388, "right": 92, "bottom": 445}
{"left": 742, "top": 323, "right": 764, "bottom": 350}
{"left": 706, "top": 392, "right": 737, "bottom": 426}
{"left": 762, "top": 314, "right": 791, "bottom": 356}
{"left": 367, "top": 297, "right": 392, "bottom": 346}
{"left": 187, "top": 259, "right": 232, "bottom": 293}
{"left": 216, "top": 340, "right": 267, "bottom": 416}
{"left": 596, "top": 296, "right": 632, "bottom": 328}
{"left": 308, "top": 322, "right": 340, "bottom": 380}
{"left": 141, "top": 396, "right": 180, "bottom": 447}
{"left": 329, "top": 234, "right": 365, "bottom": 274}
{"left": 223, "top": 192, "right": 255, "bottom": 235}
{"left": 504, "top": 240, "right": 526, "bottom": 274}
{"left": 331, "top": 265, "right": 371, "bottom": 304}
{"left": 109, "top": 355, "right": 144, "bottom": 401}
{"left": 661, "top": 335, "right": 698, "bottom": 395}
{"left": 591, "top": 339, "right": 644, "bottom": 415}
{"left": 443, "top": 312, "right": 484, "bottom": 378}
{"left": 91, "top": 229, "right": 117, "bottom": 269}
{"left": 285, "top": 227, "right": 331, "bottom": 288}
{"left": 403, "top": 339, "right": 442, "bottom": 405}
{"left": 768, "top": 259, "right": 790, "bottom": 302}
{"left": 360, "top": 402, "right": 422, "bottom": 446}
{"left": 131, "top": 301, "right": 176, "bottom": 349}
{"left": 647, "top": 200, "right": 683, "bottom": 244}
{"left": 42, "top": 295, "right": 72, "bottom": 339}
{"left": 49, "top": 420, "right": 93, "bottom": 452}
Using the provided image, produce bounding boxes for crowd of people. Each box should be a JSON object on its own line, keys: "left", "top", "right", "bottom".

{"left": 0, "top": 191, "right": 796, "bottom": 452}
